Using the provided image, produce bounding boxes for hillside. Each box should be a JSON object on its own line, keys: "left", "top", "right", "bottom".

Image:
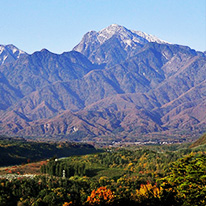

{"left": 0, "top": 138, "right": 100, "bottom": 166}
{"left": 190, "top": 133, "right": 206, "bottom": 148}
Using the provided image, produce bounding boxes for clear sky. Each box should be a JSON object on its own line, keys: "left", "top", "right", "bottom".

{"left": 0, "top": 0, "right": 205, "bottom": 54}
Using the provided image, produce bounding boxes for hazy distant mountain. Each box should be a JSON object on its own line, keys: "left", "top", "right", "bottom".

{"left": 0, "top": 44, "right": 27, "bottom": 65}
{"left": 0, "top": 25, "right": 206, "bottom": 141}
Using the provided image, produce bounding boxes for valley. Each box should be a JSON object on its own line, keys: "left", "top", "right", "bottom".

{"left": 0, "top": 133, "right": 205, "bottom": 205}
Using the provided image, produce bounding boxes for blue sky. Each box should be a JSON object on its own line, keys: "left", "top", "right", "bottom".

{"left": 0, "top": 0, "right": 205, "bottom": 54}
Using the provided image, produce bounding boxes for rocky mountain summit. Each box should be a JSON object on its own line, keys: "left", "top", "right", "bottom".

{"left": 0, "top": 44, "right": 27, "bottom": 65}
{"left": 73, "top": 24, "right": 168, "bottom": 67}
{"left": 0, "top": 25, "right": 206, "bottom": 141}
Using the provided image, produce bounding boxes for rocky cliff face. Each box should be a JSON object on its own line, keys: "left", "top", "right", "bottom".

{"left": 0, "top": 25, "right": 206, "bottom": 141}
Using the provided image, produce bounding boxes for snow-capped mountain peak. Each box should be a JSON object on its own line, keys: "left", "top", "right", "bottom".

{"left": 0, "top": 44, "right": 27, "bottom": 65}
{"left": 85, "top": 24, "right": 168, "bottom": 46}
{"left": 73, "top": 24, "right": 170, "bottom": 67}
{"left": 97, "top": 24, "right": 147, "bottom": 46}
{"left": 74, "top": 24, "right": 169, "bottom": 54}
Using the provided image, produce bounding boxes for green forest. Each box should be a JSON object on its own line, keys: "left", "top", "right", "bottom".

{"left": 0, "top": 135, "right": 206, "bottom": 205}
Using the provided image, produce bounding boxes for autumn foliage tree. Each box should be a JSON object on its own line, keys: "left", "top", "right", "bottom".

{"left": 131, "top": 182, "right": 162, "bottom": 205}
{"left": 86, "top": 187, "right": 115, "bottom": 205}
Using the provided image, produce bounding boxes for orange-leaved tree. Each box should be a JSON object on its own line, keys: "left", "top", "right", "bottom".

{"left": 86, "top": 186, "right": 115, "bottom": 205}
{"left": 63, "top": 202, "right": 72, "bottom": 206}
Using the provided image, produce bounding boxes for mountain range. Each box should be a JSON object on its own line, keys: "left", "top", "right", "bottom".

{"left": 0, "top": 24, "right": 206, "bottom": 141}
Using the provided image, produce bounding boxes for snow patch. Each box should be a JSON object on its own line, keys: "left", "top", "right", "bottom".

{"left": 2, "top": 55, "right": 8, "bottom": 64}
{"left": 0, "top": 46, "right": 5, "bottom": 55}
{"left": 124, "top": 39, "right": 133, "bottom": 46}
{"left": 133, "top": 30, "right": 170, "bottom": 44}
